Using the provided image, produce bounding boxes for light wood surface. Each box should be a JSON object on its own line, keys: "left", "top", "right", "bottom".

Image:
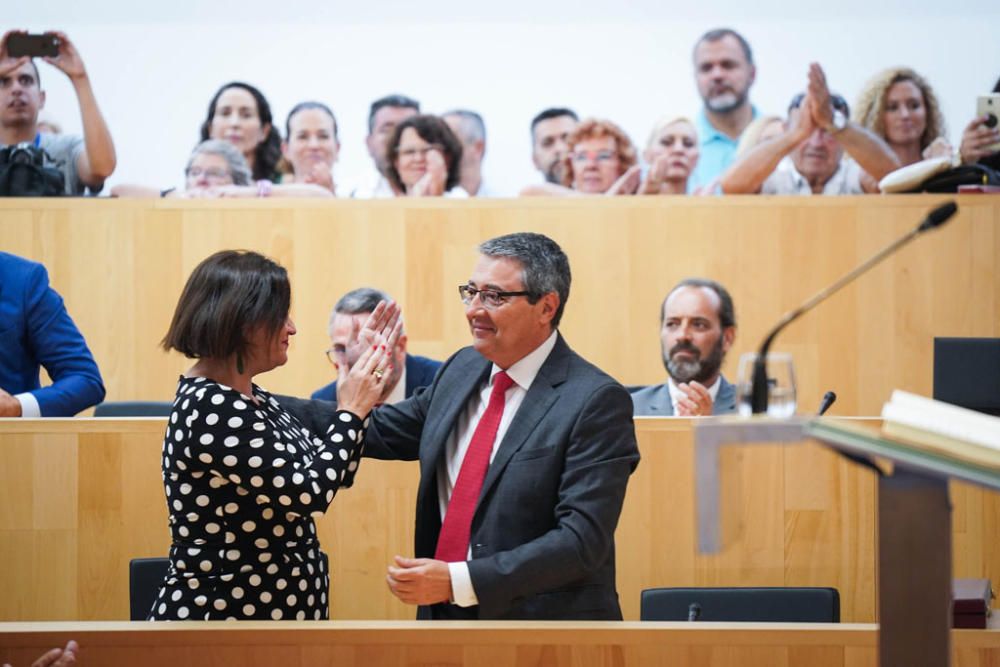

{"left": 3, "top": 418, "right": 999, "bottom": 624}
{"left": 1, "top": 621, "right": 999, "bottom": 667}
{"left": 2, "top": 196, "right": 998, "bottom": 416}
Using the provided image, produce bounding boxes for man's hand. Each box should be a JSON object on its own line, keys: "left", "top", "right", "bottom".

{"left": 2, "top": 639, "right": 78, "bottom": 667}
{"left": 0, "top": 389, "right": 23, "bottom": 417}
{"left": 959, "top": 115, "right": 1000, "bottom": 164}
{"left": 0, "top": 30, "right": 30, "bottom": 78}
{"left": 41, "top": 32, "right": 86, "bottom": 81}
{"left": 807, "top": 63, "right": 834, "bottom": 131}
{"left": 787, "top": 93, "right": 817, "bottom": 144}
{"left": 386, "top": 556, "right": 453, "bottom": 605}
{"left": 675, "top": 381, "right": 713, "bottom": 417}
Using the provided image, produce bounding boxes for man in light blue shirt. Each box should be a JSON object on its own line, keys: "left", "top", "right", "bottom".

{"left": 689, "top": 28, "right": 758, "bottom": 191}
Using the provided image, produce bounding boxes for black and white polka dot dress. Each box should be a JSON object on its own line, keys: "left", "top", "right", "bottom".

{"left": 148, "top": 376, "right": 365, "bottom": 621}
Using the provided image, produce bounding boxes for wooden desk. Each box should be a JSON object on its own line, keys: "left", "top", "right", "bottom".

{"left": 3, "top": 417, "right": 998, "bottom": 623}
{"left": 1, "top": 620, "right": 999, "bottom": 666}
{"left": 2, "top": 195, "right": 998, "bottom": 415}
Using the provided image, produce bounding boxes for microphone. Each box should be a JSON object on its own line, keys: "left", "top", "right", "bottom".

{"left": 817, "top": 391, "right": 837, "bottom": 416}
{"left": 750, "top": 201, "right": 958, "bottom": 413}
{"left": 687, "top": 602, "right": 702, "bottom": 621}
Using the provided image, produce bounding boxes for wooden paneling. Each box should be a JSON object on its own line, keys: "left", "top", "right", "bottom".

{"left": 2, "top": 418, "right": 999, "bottom": 624}
{"left": 2, "top": 196, "right": 998, "bottom": 416}
{"left": 1, "top": 621, "right": 999, "bottom": 667}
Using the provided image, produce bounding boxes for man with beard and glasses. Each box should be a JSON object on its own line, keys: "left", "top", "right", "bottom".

{"left": 689, "top": 28, "right": 758, "bottom": 191}
{"left": 631, "top": 278, "right": 737, "bottom": 417}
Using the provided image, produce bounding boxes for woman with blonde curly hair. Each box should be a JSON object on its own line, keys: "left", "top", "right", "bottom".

{"left": 521, "top": 118, "right": 639, "bottom": 195}
{"left": 853, "top": 67, "right": 951, "bottom": 167}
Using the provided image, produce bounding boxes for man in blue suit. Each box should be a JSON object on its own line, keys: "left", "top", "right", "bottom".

{"left": 631, "top": 278, "right": 737, "bottom": 416}
{"left": 0, "top": 252, "right": 105, "bottom": 416}
{"left": 312, "top": 287, "right": 440, "bottom": 405}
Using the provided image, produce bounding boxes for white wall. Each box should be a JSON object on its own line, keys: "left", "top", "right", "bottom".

{"left": 10, "top": 1, "right": 1000, "bottom": 195}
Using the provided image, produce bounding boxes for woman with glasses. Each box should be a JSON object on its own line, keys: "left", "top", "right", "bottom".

{"left": 384, "top": 114, "right": 466, "bottom": 197}
{"left": 149, "top": 250, "right": 401, "bottom": 620}
{"left": 520, "top": 118, "right": 640, "bottom": 196}
{"left": 112, "top": 140, "right": 332, "bottom": 198}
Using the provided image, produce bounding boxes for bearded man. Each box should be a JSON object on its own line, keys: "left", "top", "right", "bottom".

{"left": 688, "top": 28, "right": 758, "bottom": 191}
{"left": 631, "top": 278, "right": 737, "bottom": 416}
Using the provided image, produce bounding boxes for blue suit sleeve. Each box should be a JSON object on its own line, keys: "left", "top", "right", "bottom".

{"left": 25, "top": 264, "right": 105, "bottom": 416}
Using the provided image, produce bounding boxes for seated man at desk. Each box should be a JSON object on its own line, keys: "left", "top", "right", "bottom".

{"left": 632, "top": 278, "right": 736, "bottom": 416}
{"left": 0, "top": 251, "right": 105, "bottom": 416}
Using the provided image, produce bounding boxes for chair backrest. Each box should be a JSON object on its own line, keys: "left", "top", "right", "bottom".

{"left": 94, "top": 401, "right": 173, "bottom": 417}
{"left": 934, "top": 337, "right": 1000, "bottom": 417}
{"left": 129, "top": 557, "right": 170, "bottom": 620}
{"left": 640, "top": 587, "right": 840, "bottom": 622}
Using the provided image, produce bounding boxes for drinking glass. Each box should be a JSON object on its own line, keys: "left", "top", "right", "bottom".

{"left": 735, "top": 352, "right": 797, "bottom": 418}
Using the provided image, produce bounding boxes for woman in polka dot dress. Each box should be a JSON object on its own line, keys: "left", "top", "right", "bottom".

{"left": 149, "top": 250, "right": 400, "bottom": 621}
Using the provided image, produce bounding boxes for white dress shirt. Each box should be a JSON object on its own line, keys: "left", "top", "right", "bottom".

{"left": 438, "top": 330, "right": 559, "bottom": 607}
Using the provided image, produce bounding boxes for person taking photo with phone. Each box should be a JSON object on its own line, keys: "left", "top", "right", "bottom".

{"left": 0, "top": 30, "right": 116, "bottom": 195}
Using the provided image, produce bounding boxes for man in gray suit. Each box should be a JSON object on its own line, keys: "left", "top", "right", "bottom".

{"left": 362, "top": 232, "right": 639, "bottom": 620}
{"left": 632, "top": 278, "right": 737, "bottom": 416}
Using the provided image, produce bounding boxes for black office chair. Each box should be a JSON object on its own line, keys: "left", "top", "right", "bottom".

{"left": 129, "top": 557, "right": 170, "bottom": 620}
{"left": 94, "top": 401, "right": 172, "bottom": 417}
{"left": 640, "top": 587, "right": 840, "bottom": 622}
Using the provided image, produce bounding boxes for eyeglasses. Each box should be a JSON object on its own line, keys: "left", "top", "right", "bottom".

{"left": 398, "top": 144, "right": 443, "bottom": 161}
{"left": 459, "top": 284, "right": 532, "bottom": 309}
{"left": 186, "top": 166, "right": 231, "bottom": 180}
{"left": 570, "top": 149, "right": 618, "bottom": 164}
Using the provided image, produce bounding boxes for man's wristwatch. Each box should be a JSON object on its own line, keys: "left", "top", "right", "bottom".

{"left": 825, "top": 109, "right": 848, "bottom": 134}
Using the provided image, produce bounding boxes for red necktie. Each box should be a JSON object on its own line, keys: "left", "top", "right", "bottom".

{"left": 435, "top": 371, "right": 515, "bottom": 562}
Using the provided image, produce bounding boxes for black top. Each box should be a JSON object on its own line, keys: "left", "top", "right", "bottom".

{"left": 149, "top": 376, "right": 366, "bottom": 620}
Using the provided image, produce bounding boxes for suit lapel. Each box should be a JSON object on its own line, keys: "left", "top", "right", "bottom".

{"left": 476, "top": 335, "right": 570, "bottom": 506}
{"left": 419, "top": 352, "right": 491, "bottom": 488}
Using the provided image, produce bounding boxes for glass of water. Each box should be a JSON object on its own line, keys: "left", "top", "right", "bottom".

{"left": 735, "top": 352, "right": 797, "bottom": 418}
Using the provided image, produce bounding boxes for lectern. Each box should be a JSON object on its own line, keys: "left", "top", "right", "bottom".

{"left": 694, "top": 416, "right": 1000, "bottom": 667}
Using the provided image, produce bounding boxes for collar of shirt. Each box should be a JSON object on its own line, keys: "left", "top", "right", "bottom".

{"left": 385, "top": 364, "right": 407, "bottom": 405}
{"left": 778, "top": 156, "right": 855, "bottom": 195}
{"left": 696, "top": 106, "right": 759, "bottom": 145}
{"left": 666, "top": 375, "right": 721, "bottom": 414}
{"left": 491, "top": 329, "right": 559, "bottom": 392}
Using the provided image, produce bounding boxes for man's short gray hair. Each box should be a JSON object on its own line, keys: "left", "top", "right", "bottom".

{"left": 329, "top": 287, "right": 403, "bottom": 333}
{"left": 443, "top": 109, "right": 486, "bottom": 145}
{"left": 186, "top": 139, "right": 252, "bottom": 186}
{"left": 478, "top": 232, "right": 570, "bottom": 327}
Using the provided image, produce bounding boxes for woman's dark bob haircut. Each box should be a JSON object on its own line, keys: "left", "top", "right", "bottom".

{"left": 385, "top": 114, "right": 463, "bottom": 194}
{"left": 162, "top": 250, "right": 290, "bottom": 361}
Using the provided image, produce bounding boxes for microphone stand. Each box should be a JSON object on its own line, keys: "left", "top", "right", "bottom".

{"left": 751, "top": 201, "right": 957, "bottom": 414}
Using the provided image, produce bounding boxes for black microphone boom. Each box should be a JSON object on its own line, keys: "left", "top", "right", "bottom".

{"left": 750, "top": 201, "right": 958, "bottom": 414}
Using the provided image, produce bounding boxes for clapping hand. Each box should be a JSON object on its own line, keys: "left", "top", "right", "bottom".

{"left": 675, "top": 381, "right": 714, "bottom": 417}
